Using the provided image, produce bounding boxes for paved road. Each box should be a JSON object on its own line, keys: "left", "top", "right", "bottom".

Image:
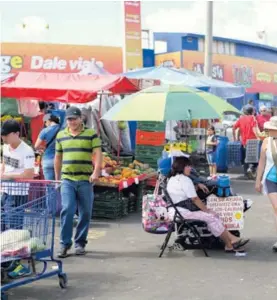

{"left": 8, "top": 181, "right": 277, "bottom": 300}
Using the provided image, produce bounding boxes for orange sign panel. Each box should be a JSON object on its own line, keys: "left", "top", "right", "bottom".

{"left": 1, "top": 42, "right": 123, "bottom": 74}
{"left": 124, "top": 1, "right": 143, "bottom": 71}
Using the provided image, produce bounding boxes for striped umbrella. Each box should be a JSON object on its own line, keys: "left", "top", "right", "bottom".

{"left": 102, "top": 85, "right": 241, "bottom": 121}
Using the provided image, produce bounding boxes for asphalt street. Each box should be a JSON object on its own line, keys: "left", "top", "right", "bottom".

{"left": 7, "top": 180, "right": 277, "bottom": 300}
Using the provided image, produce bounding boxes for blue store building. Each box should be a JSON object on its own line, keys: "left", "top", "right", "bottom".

{"left": 143, "top": 32, "right": 277, "bottom": 110}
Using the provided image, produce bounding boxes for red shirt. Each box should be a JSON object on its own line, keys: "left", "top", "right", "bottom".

{"left": 256, "top": 114, "right": 270, "bottom": 131}
{"left": 30, "top": 113, "right": 45, "bottom": 144}
{"left": 233, "top": 115, "right": 257, "bottom": 146}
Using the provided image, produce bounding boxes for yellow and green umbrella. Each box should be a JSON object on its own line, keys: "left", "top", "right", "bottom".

{"left": 102, "top": 85, "right": 241, "bottom": 121}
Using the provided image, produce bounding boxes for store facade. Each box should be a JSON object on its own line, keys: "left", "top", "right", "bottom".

{"left": 153, "top": 33, "right": 277, "bottom": 109}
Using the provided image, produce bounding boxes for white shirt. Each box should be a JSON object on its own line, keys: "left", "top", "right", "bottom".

{"left": 167, "top": 174, "right": 197, "bottom": 218}
{"left": 2, "top": 141, "right": 35, "bottom": 195}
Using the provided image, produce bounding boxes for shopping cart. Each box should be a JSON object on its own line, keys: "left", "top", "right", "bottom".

{"left": 1, "top": 180, "right": 67, "bottom": 300}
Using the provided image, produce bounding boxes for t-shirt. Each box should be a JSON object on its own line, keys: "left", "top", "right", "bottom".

{"left": 167, "top": 174, "right": 197, "bottom": 218}
{"left": 30, "top": 113, "right": 45, "bottom": 144}
{"left": 233, "top": 115, "right": 257, "bottom": 146}
{"left": 256, "top": 114, "right": 270, "bottom": 132}
{"left": 206, "top": 134, "right": 217, "bottom": 153}
{"left": 39, "top": 124, "right": 60, "bottom": 161}
{"left": 2, "top": 141, "right": 35, "bottom": 195}
{"left": 55, "top": 127, "right": 101, "bottom": 181}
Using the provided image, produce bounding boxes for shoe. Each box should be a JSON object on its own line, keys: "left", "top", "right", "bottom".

{"left": 8, "top": 264, "right": 31, "bottom": 279}
{"left": 75, "top": 245, "right": 86, "bottom": 256}
{"left": 57, "top": 246, "right": 71, "bottom": 258}
{"left": 273, "top": 242, "right": 277, "bottom": 252}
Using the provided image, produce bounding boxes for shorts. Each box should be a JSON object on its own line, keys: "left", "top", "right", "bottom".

{"left": 206, "top": 152, "right": 216, "bottom": 165}
{"left": 265, "top": 179, "right": 277, "bottom": 194}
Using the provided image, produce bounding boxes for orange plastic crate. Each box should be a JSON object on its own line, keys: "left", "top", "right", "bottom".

{"left": 136, "top": 130, "right": 165, "bottom": 146}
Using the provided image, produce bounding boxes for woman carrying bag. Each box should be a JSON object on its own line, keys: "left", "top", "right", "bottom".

{"left": 35, "top": 114, "right": 61, "bottom": 180}
{"left": 256, "top": 116, "right": 277, "bottom": 252}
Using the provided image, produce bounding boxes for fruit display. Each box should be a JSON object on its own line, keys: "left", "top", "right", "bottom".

{"left": 1, "top": 115, "right": 23, "bottom": 123}
{"left": 164, "top": 142, "right": 193, "bottom": 154}
{"left": 97, "top": 153, "right": 156, "bottom": 188}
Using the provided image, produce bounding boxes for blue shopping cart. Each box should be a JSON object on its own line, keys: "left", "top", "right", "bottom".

{"left": 1, "top": 180, "right": 67, "bottom": 300}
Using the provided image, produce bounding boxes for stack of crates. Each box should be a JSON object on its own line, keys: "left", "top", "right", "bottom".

{"left": 135, "top": 121, "right": 165, "bottom": 168}
{"left": 92, "top": 186, "right": 129, "bottom": 219}
{"left": 245, "top": 139, "right": 261, "bottom": 164}
{"left": 227, "top": 141, "right": 242, "bottom": 166}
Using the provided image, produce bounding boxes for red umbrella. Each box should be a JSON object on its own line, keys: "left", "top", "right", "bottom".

{"left": 1, "top": 72, "right": 138, "bottom": 103}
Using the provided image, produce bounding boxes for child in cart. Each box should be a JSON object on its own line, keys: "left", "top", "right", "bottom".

{"left": 1, "top": 120, "right": 35, "bottom": 278}
{"left": 206, "top": 126, "right": 218, "bottom": 179}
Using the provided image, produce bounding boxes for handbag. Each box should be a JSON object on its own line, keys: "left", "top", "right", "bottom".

{"left": 142, "top": 179, "right": 170, "bottom": 234}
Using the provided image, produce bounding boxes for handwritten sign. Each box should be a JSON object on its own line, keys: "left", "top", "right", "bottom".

{"left": 207, "top": 195, "right": 244, "bottom": 230}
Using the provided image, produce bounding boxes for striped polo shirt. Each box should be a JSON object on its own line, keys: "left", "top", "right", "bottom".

{"left": 55, "top": 126, "right": 101, "bottom": 181}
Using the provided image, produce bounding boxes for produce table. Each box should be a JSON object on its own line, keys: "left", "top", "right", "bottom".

{"left": 95, "top": 171, "right": 157, "bottom": 190}
{"left": 93, "top": 172, "right": 157, "bottom": 219}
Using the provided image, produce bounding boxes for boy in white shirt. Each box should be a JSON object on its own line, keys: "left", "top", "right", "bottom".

{"left": 1, "top": 119, "right": 35, "bottom": 278}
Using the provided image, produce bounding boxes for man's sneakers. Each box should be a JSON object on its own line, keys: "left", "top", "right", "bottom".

{"left": 58, "top": 245, "right": 86, "bottom": 258}
{"left": 75, "top": 245, "right": 86, "bottom": 256}
{"left": 57, "top": 245, "right": 71, "bottom": 258}
{"left": 8, "top": 264, "right": 31, "bottom": 279}
{"left": 273, "top": 242, "right": 277, "bottom": 252}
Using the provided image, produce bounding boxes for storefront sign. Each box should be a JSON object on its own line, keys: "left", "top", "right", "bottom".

{"left": 155, "top": 51, "right": 180, "bottom": 69}
{"left": 1, "top": 43, "right": 123, "bottom": 74}
{"left": 259, "top": 92, "right": 274, "bottom": 101}
{"left": 207, "top": 195, "right": 244, "bottom": 230}
{"left": 124, "top": 1, "right": 142, "bottom": 71}
{"left": 192, "top": 63, "right": 224, "bottom": 80}
{"left": 170, "top": 50, "right": 277, "bottom": 94}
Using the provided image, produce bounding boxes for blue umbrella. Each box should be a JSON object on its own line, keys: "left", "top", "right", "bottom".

{"left": 122, "top": 66, "right": 245, "bottom": 100}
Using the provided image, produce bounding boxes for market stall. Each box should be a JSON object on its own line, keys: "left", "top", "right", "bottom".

{"left": 122, "top": 66, "right": 245, "bottom": 156}
{"left": 1, "top": 71, "right": 158, "bottom": 219}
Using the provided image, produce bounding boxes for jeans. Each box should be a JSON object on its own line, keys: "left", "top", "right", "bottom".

{"left": 1, "top": 193, "right": 28, "bottom": 231}
{"left": 60, "top": 179, "right": 94, "bottom": 248}
{"left": 42, "top": 162, "right": 55, "bottom": 181}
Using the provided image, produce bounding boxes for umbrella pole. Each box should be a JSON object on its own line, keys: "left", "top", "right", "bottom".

{"left": 117, "top": 129, "right": 121, "bottom": 162}
{"left": 97, "top": 93, "right": 102, "bottom": 136}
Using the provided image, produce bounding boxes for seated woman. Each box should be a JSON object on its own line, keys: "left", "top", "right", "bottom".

{"left": 167, "top": 157, "right": 249, "bottom": 253}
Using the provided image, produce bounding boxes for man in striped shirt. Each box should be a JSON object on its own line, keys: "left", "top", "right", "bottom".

{"left": 54, "top": 106, "right": 102, "bottom": 258}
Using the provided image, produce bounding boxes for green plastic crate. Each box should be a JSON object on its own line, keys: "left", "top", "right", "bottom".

{"left": 135, "top": 145, "right": 164, "bottom": 157}
{"left": 137, "top": 121, "right": 165, "bottom": 132}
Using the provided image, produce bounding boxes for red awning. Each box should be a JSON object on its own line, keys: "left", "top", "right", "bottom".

{"left": 1, "top": 72, "right": 138, "bottom": 103}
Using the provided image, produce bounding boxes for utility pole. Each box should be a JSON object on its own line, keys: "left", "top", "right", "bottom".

{"left": 204, "top": 1, "right": 213, "bottom": 77}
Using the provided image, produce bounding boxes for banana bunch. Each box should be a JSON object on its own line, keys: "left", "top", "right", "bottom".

{"left": 1, "top": 115, "right": 23, "bottom": 122}
{"left": 164, "top": 142, "right": 193, "bottom": 154}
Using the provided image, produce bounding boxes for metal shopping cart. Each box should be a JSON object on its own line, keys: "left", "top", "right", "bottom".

{"left": 0, "top": 180, "right": 67, "bottom": 300}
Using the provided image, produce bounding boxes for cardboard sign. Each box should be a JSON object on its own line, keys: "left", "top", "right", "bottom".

{"left": 207, "top": 195, "right": 244, "bottom": 230}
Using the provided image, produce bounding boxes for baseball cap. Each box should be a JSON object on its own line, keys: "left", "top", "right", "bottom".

{"left": 1, "top": 119, "right": 21, "bottom": 136}
{"left": 66, "top": 106, "right": 82, "bottom": 119}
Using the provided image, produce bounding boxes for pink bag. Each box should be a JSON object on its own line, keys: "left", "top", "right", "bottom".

{"left": 142, "top": 182, "right": 170, "bottom": 234}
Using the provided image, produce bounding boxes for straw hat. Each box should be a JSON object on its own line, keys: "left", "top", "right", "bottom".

{"left": 264, "top": 116, "right": 277, "bottom": 131}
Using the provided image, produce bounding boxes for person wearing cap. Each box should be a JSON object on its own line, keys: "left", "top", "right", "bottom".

{"left": 54, "top": 106, "right": 102, "bottom": 258}
{"left": 256, "top": 105, "right": 271, "bottom": 132}
{"left": 34, "top": 114, "right": 60, "bottom": 180}
{"left": 1, "top": 119, "right": 35, "bottom": 278}
{"left": 256, "top": 116, "right": 277, "bottom": 252}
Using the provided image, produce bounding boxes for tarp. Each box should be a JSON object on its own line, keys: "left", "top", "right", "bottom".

{"left": 1, "top": 72, "right": 138, "bottom": 103}
{"left": 78, "top": 62, "right": 111, "bottom": 75}
{"left": 1, "top": 73, "right": 15, "bottom": 82}
{"left": 122, "top": 66, "right": 245, "bottom": 100}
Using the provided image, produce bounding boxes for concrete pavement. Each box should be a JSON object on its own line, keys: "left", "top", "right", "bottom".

{"left": 8, "top": 181, "right": 277, "bottom": 300}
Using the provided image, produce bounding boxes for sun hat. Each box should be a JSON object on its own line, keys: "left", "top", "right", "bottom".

{"left": 264, "top": 116, "right": 277, "bottom": 131}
